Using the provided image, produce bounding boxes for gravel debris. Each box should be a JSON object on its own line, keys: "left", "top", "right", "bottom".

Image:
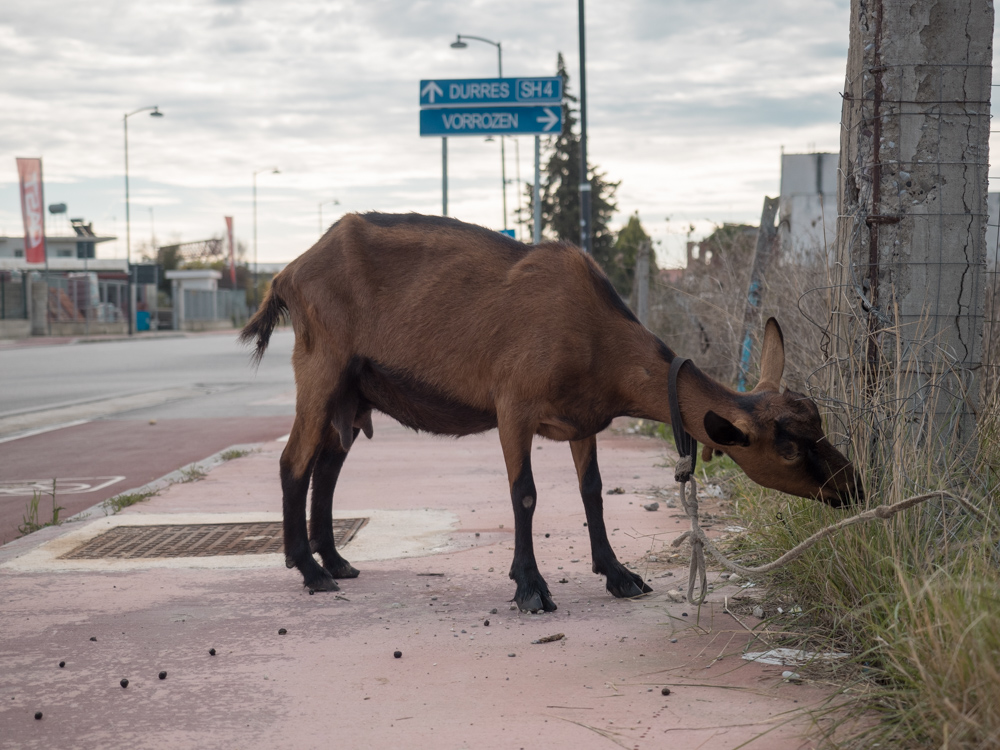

{"left": 642, "top": 502, "right": 659, "bottom": 512}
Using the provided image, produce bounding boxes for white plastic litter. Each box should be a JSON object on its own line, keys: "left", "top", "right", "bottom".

{"left": 742, "top": 648, "right": 850, "bottom": 666}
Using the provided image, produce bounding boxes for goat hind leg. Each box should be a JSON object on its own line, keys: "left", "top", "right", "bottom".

{"left": 309, "top": 428, "right": 360, "bottom": 579}
{"left": 570, "top": 436, "right": 651, "bottom": 599}
{"left": 281, "top": 415, "right": 338, "bottom": 592}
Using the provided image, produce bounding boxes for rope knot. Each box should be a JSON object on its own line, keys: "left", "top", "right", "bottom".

{"left": 674, "top": 456, "right": 693, "bottom": 483}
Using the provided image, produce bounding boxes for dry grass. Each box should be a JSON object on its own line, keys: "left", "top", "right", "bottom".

{"left": 645, "top": 235, "right": 1000, "bottom": 748}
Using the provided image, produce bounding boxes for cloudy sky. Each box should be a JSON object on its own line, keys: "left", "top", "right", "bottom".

{"left": 0, "top": 0, "right": 903, "bottom": 266}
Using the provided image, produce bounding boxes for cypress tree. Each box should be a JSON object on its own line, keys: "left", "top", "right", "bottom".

{"left": 526, "top": 54, "right": 619, "bottom": 267}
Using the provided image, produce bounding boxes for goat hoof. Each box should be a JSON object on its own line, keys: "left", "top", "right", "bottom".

{"left": 512, "top": 586, "right": 557, "bottom": 613}
{"left": 606, "top": 569, "right": 653, "bottom": 599}
{"left": 303, "top": 572, "right": 339, "bottom": 592}
{"left": 324, "top": 560, "right": 360, "bottom": 579}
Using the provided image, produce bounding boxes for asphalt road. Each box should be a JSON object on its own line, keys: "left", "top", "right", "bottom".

{"left": 0, "top": 330, "right": 298, "bottom": 545}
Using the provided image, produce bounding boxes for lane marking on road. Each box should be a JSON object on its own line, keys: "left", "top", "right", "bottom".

{"left": 0, "top": 385, "right": 225, "bottom": 440}
{"left": 0, "top": 476, "right": 126, "bottom": 497}
{"left": 0, "top": 419, "right": 91, "bottom": 445}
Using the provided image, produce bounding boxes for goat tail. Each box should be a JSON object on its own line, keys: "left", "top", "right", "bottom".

{"left": 239, "top": 280, "right": 288, "bottom": 368}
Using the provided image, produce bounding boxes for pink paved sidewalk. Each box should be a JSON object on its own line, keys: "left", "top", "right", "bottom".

{"left": 0, "top": 416, "right": 838, "bottom": 749}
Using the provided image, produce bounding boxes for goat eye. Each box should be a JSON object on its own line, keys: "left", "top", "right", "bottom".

{"left": 776, "top": 442, "right": 800, "bottom": 461}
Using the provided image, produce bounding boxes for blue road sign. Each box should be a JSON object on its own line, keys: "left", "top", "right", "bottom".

{"left": 420, "top": 105, "right": 563, "bottom": 137}
{"left": 419, "top": 77, "right": 562, "bottom": 108}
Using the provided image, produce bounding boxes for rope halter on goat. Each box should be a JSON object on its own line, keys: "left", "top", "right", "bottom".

{"left": 665, "top": 357, "right": 982, "bottom": 606}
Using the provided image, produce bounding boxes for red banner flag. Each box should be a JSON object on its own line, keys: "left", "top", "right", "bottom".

{"left": 16, "top": 158, "right": 46, "bottom": 264}
{"left": 225, "top": 216, "right": 235, "bottom": 286}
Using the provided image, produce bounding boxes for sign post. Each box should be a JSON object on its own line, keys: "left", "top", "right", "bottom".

{"left": 420, "top": 76, "right": 562, "bottom": 235}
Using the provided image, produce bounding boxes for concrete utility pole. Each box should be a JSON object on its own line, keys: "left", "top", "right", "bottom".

{"left": 833, "top": 0, "right": 992, "bottom": 454}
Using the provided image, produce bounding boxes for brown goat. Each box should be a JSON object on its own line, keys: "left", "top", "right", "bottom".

{"left": 240, "top": 212, "right": 861, "bottom": 612}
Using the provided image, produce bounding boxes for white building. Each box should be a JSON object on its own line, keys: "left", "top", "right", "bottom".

{"left": 778, "top": 152, "right": 839, "bottom": 263}
{"left": 0, "top": 217, "right": 116, "bottom": 262}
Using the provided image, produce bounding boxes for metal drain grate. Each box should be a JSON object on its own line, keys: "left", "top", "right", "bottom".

{"left": 59, "top": 519, "right": 368, "bottom": 560}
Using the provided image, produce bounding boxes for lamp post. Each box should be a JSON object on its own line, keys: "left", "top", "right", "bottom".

{"left": 252, "top": 166, "right": 280, "bottom": 309}
{"left": 451, "top": 34, "right": 508, "bottom": 231}
{"left": 123, "top": 105, "right": 163, "bottom": 335}
{"left": 318, "top": 199, "right": 340, "bottom": 236}
{"left": 578, "top": 0, "right": 592, "bottom": 254}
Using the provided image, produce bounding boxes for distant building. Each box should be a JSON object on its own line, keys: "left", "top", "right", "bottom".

{"left": 0, "top": 217, "right": 116, "bottom": 263}
{"left": 778, "top": 152, "right": 838, "bottom": 263}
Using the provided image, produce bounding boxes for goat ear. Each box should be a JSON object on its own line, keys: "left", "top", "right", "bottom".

{"left": 753, "top": 317, "right": 785, "bottom": 392}
{"left": 703, "top": 411, "right": 751, "bottom": 447}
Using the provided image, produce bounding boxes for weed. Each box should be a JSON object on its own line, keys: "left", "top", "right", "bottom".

{"left": 101, "top": 491, "right": 156, "bottom": 516}
{"left": 179, "top": 466, "right": 207, "bottom": 483}
{"left": 220, "top": 449, "right": 251, "bottom": 461}
{"left": 17, "top": 480, "right": 65, "bottom": 536}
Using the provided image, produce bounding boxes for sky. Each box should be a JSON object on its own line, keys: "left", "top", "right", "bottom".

{"left": 0, "top": 0, "right": 876, "bottom": 267}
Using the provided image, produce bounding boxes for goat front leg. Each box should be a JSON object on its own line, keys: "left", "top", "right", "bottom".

{"left": 308, "top": 427, "right": 360, "bottom": 580}
{"left": 570, "top": 436, "right": 651, "bottom": 599}
{"left": 281, "top": 414, "right": 338, "bottom": 592}
{"left": 498, "top": 418, "right": 556, "bottom": 613}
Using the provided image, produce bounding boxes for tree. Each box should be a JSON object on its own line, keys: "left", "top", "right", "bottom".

{"left": 526, "top": 54, "right": 619, "bottom": 264}
{"left": 609, "top": 211, "right": 653, "bottom": 299}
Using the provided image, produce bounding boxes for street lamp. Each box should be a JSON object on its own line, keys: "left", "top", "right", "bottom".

{"left": 252, "top": 167, "right": 280, "bottom": 309}
{"left": 451, "top": 34, "right": 508, "bottom": 231}
{"left": 318, "top": 199, "right": 340, "bottom": 236}
{"left": 123, "top": 105, "right": 163, "bottom": 335}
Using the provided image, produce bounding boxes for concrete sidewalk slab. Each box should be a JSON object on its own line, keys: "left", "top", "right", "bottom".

{"left": 0, "top": 415, "right": 837, "bottom": 749}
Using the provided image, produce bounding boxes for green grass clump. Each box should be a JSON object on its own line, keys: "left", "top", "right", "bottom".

{"left": 101, "top": 491, "right": 156, "bottom": 515}
{"left": 220, "top": 448, "right": 251, "bottom": 461}
{"left": 178, "top": 466, "right": 207, "bottom": 483}
{"left": 725, "top": 391, "right": 1000, "bottom": 748}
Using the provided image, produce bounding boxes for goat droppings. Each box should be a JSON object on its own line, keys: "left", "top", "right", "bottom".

{"left": 393, "top": 651, "right": 402, "bottom": 659}
{"left": 120, "top": 679, "right": 129, "bottom": 689}
{"left": 34, "top": 711, "right": 43, "bottom": 720}
{"left": 58, "top": 661, "right": 65, "bottom": 668}
{"left": 209, "top": 648, "right": 216, "bottom": 656}
{"left": 278, "top": 628, "right": 287, "bottom": 635}
{"left": 159, "top": 671, "right": 167, "bottom": 680}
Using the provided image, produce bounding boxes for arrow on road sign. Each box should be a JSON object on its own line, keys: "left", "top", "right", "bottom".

{"left": 421, "top": 80, "right": 444, "bottom": 104}
{"left": 537, "top": 107, "right": 559, "bottom": 132}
